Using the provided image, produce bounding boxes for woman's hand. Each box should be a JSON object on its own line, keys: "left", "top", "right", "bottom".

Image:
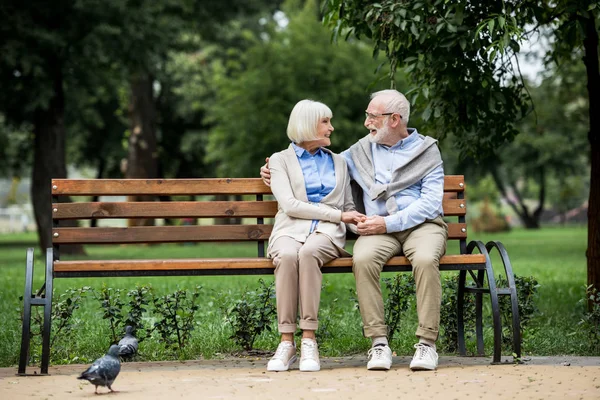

{"left": 342, "top": 211, "right": 366, "bottom": 225}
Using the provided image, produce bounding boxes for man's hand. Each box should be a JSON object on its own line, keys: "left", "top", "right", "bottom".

{"left": 357, "top": 215, "right": 387, "bottom": 235}
{"left": 260, "top": 157, "right": 271, "bottom": 186}
{"left": 341, "top": 211, "right": 366, "bottom": 225}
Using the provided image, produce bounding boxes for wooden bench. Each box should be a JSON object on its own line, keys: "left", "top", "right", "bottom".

{"left": 18, "top": 175, "right": 521, "bottom": 375}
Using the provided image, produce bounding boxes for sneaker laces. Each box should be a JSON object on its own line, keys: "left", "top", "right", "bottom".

{"left": 368, "top": 346, "right": 386, "bottom": 360}
{"left": 414, "top": 343, "right": 431, "bottom": 359}
{"left": 272, "top": 342, "right": 294, "bottom": 360}
{"left": 301, "top": 340, "right": 317, "bottom": 359}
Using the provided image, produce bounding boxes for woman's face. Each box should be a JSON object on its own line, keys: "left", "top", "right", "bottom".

{"left": 298, "top": 116, "right": 334, "bottom": 153}
{"left": 314, "top": 116, "right": 334, "bottom": 147}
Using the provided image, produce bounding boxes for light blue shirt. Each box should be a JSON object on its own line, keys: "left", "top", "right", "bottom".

{"left": 292, "top": 143, "right": 336, "bottom": 232}
{"left": 341, "top": 128, "right": 444, "bottom": 233}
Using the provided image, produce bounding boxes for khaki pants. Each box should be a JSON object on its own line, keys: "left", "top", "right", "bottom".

{"left": 270, "top": 233, "right": 341, "bottom": 333}
{"left": 352, "top": 216, "right": 448, "bottom": 342}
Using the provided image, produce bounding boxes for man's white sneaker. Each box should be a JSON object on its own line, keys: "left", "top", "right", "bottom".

{"left": 299, "top": 339, "right": 320, "bottom": 372}
{"left": 409, "top": 343, "right": 438, "bottom": 371}
{"left": 267, "top": 341, "right": 297, "bottom": 372}
{"left": 367, "top": 344, "right": 392, "bottom": 370}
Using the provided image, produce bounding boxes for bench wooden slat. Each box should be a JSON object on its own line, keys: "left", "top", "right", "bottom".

{"left": 52, "top": 198, "right": 466, "bottom": 219}
{"left": 52, "top": 225, "right": 273, "bottom": 244}
{"left": 52, "top": 201, "right": 279, "bottom": 219}
{"left": 53, "top": 254, "right": 486, "bottom": 273}
{"left": 52, "top": 223, "right": 467, "bottom": 244}
{"left": 51, "top": 176, "right": 465, "bottom": 196}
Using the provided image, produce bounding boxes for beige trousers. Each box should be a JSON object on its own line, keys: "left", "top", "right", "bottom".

{"left": 352, "top": 216, "right": 448, "bottom": 342}
{"left": 270, "top": 233, "right": 341, "bottom": 333}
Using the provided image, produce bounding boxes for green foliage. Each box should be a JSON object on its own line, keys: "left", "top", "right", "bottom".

{"left": 577, "top": 285, "right": 600, "bottom": 350}
{"left": 26, "top": 286, "right": 92, "bottom": 365}
{"left": 206, "top": 0, "right": 401, "bottom": 177}
{"left": 95, "top": 285, "right": 126, "bottom": 344}
{"left": 152, "top": 286, "right": 202, "bottom": 352}
{"left": 497, "top": 275, "right": 540, "bottom": 349}
{"left": 123, "top": 286, "right": 152, "bottom": 342}
{"left": 222, "top": 279, "right": 276, "bottom": 351}
{"left": 439, "top": 274, "right": 476, "bottom": 353}
{"left": 383, "top": 274, "right": 415, "bottom": 343}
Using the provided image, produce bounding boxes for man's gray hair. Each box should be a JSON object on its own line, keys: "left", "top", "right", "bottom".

{"left": 371, "top": 89, "right": 410, "bottom": 124}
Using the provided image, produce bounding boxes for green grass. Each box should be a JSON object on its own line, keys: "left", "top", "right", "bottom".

{"left": 0, "top": 225, "right": 596, "bottom": 368}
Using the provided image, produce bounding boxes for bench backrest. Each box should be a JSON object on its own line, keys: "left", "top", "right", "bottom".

{"left": 51, "top": 176, "right": 467, "bottom": 258}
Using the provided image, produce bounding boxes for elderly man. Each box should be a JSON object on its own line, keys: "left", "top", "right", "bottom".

{"left": 261, "top": 90, "right": 447, "bottom": 371}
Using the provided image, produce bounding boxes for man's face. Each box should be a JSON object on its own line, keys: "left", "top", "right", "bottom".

{"left": 364, "top": 99, "right": 392, "bottom": 144}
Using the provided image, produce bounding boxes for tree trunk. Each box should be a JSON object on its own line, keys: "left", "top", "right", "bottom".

{"left": 583, "top": 15, "right": 600, "bottom": 299}
{"left": 126, "top": 73, "right": 158, "bottom": 227}
{"left": 31, "top": 65, "right": 85, "bottom": 255}
{"left": 489, "top": 166, "right": 540, "bottom": 229}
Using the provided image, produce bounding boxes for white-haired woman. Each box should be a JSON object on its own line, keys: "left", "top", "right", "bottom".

{"left": 266, "top": 99, "right": 365, "bottom": 372}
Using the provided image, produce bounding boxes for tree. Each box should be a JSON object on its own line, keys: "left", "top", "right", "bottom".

{"left": 324, "top": 0, "right": 600, "bottom": 298}
{"left": 206, "top": 0, "right": 400, "bottom": 177}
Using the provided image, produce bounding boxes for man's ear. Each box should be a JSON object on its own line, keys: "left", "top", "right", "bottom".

{"left": 389, "top": 114, "right": 402, "bottom": 128}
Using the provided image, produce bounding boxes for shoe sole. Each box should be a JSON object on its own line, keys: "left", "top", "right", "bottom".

{"left": 409, "top": 362, "right": 436, "bottom": 371}
{"left": 367, "top": 362, "right": 391, "bottom": 371}
{"left": 299, "top": 361, "right": 320, "bottom": 372}
{"left": 267, "top": 355, "right": 297, "bottom": 372}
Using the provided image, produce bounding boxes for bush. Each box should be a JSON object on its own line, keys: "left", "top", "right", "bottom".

{"left": 222, "top": 279, "right": 276, "bottom": 351}
{"left": 577, "top": 285, "right": 600, "bottom": 350}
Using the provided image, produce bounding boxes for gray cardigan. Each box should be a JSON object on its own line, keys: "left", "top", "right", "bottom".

{"left": 267, "top": 145, "right": 356, "bottom": 257}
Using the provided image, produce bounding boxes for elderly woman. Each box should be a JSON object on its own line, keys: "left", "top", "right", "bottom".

{"left": 267, "top": 99, "right": 365, "bottom": 372}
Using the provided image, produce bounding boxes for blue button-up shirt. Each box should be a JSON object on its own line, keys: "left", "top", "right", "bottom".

{"left": 341, "top": 128, "right": 444, "bottom": 233}
{"left": 292, "top": 143, "right": 336, "bottom": 232}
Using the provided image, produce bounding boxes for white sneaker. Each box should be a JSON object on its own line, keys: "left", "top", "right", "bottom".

{"left": 367, "top": 344, "right": 392, "bottom": 370}
{"left": 299, "top": 339, "right": 320, "bottom": 372}
{"left": 409, "top": 343, "right": 438, "bottom": 371}
{"left": 267, "top": 341, "right": 296, "bottom": 372}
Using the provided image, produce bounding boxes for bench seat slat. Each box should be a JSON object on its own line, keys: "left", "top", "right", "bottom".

{"left": 51, "top": 176, "right": 465, "bottom": 196}
{"left": 53, "top": 254, "right": 486, "bottom": 274}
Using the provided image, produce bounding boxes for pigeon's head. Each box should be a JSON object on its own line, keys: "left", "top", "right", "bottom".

{"left": 107, "top": 344, "right": 121, "bottom": 357}
{"left": 125, "top": 326, "right": 134, "bottom": 335}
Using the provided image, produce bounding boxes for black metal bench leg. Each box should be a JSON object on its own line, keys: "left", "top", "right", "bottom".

{"left": 476, "top": 270, "right": 485, "bottom": 356}
{"left": 486, "top": 241, "right": 521, "bottom": 360}
{"left": 18, "top": 248, "right": 35, "bottom": 375}
{"left": 457, "top": 270, "right": 466, "bottom": 355}
{"left": 485, "top": 259, "right": 502, "bottom": 363}
{"left": 40, "top": 248, "right": 54, "bottom": 375}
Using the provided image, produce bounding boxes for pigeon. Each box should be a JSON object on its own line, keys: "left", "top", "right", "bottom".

{"left": 77, "top": 344, "right": 121, "bottom": 394}
{"left": 118, "top": 325, "right": 139, "bottom": 359}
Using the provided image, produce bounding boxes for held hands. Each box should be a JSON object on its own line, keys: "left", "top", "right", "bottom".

{"left": 260, "top": 157, "right": 271, "bottom": 186}
{"left": 357, "top": 215, "right": 387, "bottom": 235}
{"left": 341, "top": 211, "right": 366, "bottom": 225}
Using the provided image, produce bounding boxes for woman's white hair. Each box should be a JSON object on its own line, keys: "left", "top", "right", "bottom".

{"left": 371, "top": 89, "right": 410, "bottom": 124}
{"left": 287, "top": 99, "right": 332, "bottom": 143}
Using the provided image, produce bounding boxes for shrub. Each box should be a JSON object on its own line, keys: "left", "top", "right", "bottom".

{"left": 383, "top": 274, "right": 415, "bottom": 343}
{"left": 577, "top": 285, "right": 600, "bottom": 350}
{"left": 222, "top": 279, "right": 276, "bottom": 351}
{"left": 152, "top": 286, "right": 202, "bottom": 352}
{"left": 439, "top": 274, "right": 476, "bottom": 353}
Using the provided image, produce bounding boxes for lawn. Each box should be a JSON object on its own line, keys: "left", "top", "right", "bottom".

{"left": 0, "top": 225, "right": 595, "bottom": 369}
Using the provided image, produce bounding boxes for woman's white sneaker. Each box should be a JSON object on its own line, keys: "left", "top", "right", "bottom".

{"left": 267, "top": 341, "right": 297, "bottom": 371}
{"left": 299, "top": 339, "right": 320, "bottom": 372}
{"left": 409, "top": 343, "right": 438, "bottom": 371}
{"left": 367, "top": 344, "right": 393, "bottom": 370}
